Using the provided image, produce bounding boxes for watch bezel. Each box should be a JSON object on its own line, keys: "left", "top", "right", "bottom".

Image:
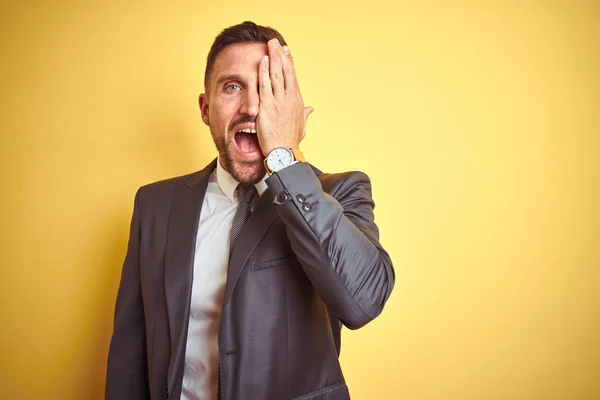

{"left": 266, "top": 147, "right": 294, "bottom": 173}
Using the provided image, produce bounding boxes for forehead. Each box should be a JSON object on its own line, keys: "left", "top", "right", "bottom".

{"left": 211, "top": 42, "right": 268, "bottom": 83}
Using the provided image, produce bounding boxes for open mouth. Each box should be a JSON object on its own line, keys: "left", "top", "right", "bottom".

{"left": 234, "top": 129, "right": 261, "bottom": 157}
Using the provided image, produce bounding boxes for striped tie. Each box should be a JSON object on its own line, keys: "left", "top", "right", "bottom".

{"left": 229, "top": 184, "right": 258, "bottom": 261}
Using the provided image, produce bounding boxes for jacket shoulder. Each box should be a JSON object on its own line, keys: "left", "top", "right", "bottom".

{"left": 133, "top": 167, "right": 210, "bottom": 212}
{"left": 139, "top": 171, "right": 194, "bottom": 195}
{"left": 136, "top": 159, "right": 217, "bottom": 200}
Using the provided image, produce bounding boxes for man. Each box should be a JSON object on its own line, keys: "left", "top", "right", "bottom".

{"left": 106, "top": 21, "right": 394, "bottom": 400}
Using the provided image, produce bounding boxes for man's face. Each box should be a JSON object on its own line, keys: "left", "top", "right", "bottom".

{"left": 199, "top": 42, "right": 267, "bottom": 184}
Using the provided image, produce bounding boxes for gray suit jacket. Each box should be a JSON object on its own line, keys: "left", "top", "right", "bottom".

{"left": 106, "top": 159, "right": 394, "bottom": 400}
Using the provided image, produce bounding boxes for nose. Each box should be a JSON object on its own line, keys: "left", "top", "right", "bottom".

{"left": 239, "top": 86, "right": 259, "bottom": 117}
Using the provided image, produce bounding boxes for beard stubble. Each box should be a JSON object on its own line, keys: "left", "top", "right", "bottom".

{"left": 212, "top": 134, "right": 265, "bottom": 184}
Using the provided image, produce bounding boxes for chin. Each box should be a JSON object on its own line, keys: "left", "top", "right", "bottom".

{"left": 232, "top": 162, "right": 266, "bottom": 184}
{"left": 227, "top": 155, "right": 266, "bottom": 184}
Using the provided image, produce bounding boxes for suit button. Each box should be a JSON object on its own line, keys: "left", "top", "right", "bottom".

{"left": 302, "top": 202, "right": 312, "bottom": 211}
{"left": 296, "top": 194, "right": 306, "bottom": 203}
{"left": 276, "top": 192, "right": 291, "bottom": 203}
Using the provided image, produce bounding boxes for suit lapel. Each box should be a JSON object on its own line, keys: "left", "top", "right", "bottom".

{"left": 223, "top": 187, "right": 279, "bottom": 307}
{"left": 165, "top": 159, "right": 216, "bottom": 389}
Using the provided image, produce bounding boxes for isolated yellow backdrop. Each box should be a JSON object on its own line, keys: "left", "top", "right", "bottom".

{"left": 0, "top": 1, "right": 598, "bottom": 399}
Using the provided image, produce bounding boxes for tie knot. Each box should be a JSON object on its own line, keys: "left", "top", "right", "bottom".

{"left": 237, "top": 184, "right": 257, "bottom": 204}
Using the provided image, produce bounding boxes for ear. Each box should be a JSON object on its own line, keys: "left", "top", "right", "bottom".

{"left": 199, "top": 94, "right": 210, "bottom": 126}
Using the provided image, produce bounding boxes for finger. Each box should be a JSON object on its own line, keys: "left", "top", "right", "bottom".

{"left": 281, "top": 45, "right": 298, "bottom": 92}
{"left": 268, "top": 39, "right": 285, "bottom": 97}
{"left": 258, "top": 55, "right": 273, "bottom": 101}
{"left": 283, "top": 45, "right": 294, "bottom": 65}
{"left": 302, "top": 106, "right": 314, "bottom": 139}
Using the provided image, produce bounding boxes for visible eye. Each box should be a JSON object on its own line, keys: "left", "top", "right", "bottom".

{"left": 225, "top": 84, "right": 242, "bottom": 92}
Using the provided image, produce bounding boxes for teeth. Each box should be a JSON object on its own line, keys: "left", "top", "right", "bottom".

{"left": 239, "top": 129, "right": 257, "bottom": 134}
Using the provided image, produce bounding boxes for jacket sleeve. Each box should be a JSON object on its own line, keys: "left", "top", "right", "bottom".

{"left": 105, "top": 189, "right": 150, "bottom": 399}
{"left": 265, "top": 162, "right": 395, "bottom": 329}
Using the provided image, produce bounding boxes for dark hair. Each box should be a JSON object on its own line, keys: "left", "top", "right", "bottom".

{"left": 204, "top": 21, "right": 287, "bottom": 92}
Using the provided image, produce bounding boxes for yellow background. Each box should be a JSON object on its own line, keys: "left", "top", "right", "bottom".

{"left": 1, "top": 0, "right": 598, "bottom": 399}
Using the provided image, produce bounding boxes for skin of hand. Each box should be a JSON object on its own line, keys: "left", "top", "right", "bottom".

{"left": 257, "top": 38, "right": 314, "bottom": 156}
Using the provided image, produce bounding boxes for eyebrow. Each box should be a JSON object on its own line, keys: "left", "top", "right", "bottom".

{"left": 215, "top": 74, "right": 244, "bottom": 86}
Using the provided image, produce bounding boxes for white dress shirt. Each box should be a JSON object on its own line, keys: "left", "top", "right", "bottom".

{"left": 181, "top": 159, "right": 268, "bottom": 400}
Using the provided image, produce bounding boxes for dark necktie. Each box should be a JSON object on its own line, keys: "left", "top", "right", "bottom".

{"left": 218, "top": 183, "right": 257, "bottom": 400}
{"left": 228, "top": 183, "right": 258, "bottom": 261}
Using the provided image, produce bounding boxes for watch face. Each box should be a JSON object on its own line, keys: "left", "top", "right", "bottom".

{"left": 267, "top": 148, "right": 294, "bottom": 172}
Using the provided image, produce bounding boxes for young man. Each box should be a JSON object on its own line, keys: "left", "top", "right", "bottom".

{"left": 106, "top": 21, "right": 394, "bottom": 400}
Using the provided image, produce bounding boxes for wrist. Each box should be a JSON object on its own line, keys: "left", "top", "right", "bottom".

{"left": 262, "top": 141, "right": 299, "bottom": 157}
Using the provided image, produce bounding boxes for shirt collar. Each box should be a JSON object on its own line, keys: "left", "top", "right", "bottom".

{"left": 216, "top": 157, "right": 268, "bottom": 203}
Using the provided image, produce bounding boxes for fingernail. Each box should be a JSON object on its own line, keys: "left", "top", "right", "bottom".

{"left": 283, "top": 45, "right": 290, "bottom": 55}
{"left": 263, "top": 55, "right": 269, "bottom": 63}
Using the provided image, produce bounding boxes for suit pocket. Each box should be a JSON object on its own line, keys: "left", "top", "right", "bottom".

{"left": 289, "top": 381, "right": 349, "bottom": 400}
{"left": 254, "top": 255, "right": 296, "bottom": 271}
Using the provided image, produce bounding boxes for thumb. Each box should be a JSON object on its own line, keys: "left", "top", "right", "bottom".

{"left": 303, "top": 106, "right": 314, "bottom": 121}
{"left": 302, "top": 106, "right": 314, "bottom": 139}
